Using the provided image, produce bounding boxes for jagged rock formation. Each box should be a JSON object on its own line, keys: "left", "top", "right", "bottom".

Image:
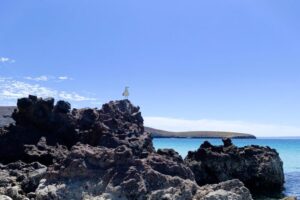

{"left": 185, "top": 138, "right": 285, "bottom": 196}
{"left": 0, "top": 95, "right": 152, "bottom": 164}
{"left": 0, "top": 95, "right": 277, "bottom": 199}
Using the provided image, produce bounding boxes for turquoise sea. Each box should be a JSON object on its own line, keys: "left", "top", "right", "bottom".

{"left": 153, "top": 138, "right": 300, "bottom": 198}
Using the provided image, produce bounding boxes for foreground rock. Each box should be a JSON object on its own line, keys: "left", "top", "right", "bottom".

{"left": 0, "top": 95, "right": 253, "bottom": 200}
{"left": 185, "top": 138, "right": 284, "bottom": 196}
{"left": 34, "top": 144, "right": 251, "bottom": 200}
{"left": 198, "top": 179, "right": 252, "bottom": 200}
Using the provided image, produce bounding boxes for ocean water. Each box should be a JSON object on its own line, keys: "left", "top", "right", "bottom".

{"left": 153, "top": 138, "right": 300, "bottom": 198}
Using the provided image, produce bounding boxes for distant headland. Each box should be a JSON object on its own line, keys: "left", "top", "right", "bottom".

{"left": 0, "top": 106, "right": 15, "bottom": 127}
{"left": 145, "top": 126, "right": 256, "bottom": 139}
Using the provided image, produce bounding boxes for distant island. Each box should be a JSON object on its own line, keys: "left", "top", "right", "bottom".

{"left": 145, "top": 127, "right": 256, "bottom": 139}
{"left": 0, "top": 106, "right": 15, "bottom": 127}
{"left": 0, "top": 106, "right": 255, "bottom": 139}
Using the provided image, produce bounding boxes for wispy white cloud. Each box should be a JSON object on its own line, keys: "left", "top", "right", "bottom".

{"left": 144, "top": 117, "right": 300, "bottom": 137}
{"left": 58, "top": 91, "right": 96, "bottom": 101}
{"left": 24, "top": 75, "right": 73, "bottom": 82}
{"left": 0, "top": 77, "right": 97, "bottom": 105}
{"left": 58, "top": 76, "right": 72, "bottom": 81}
{"left": 25, "top": 76, "right": 49, "bottom": 81}
{"left": 0, "top": 57, "right": 15, "bottom": 63}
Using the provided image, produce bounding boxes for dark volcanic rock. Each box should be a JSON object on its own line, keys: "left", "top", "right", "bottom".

{"left": 54, "top": 100, "right": 71, "bottom": 113}
{"left": 185, "top": 138, "right": 284, "bottom": 196}
{"left": 36, "top": 144, "right": 188, "bottom": 199}
{"left": 0, "top": 95, "right": 254, "bottom": 200}
{"left": 157, "top": 148, "right": 183, "bottom": 163}
{"left": 222, "top": 137, "right": 233, "bottom": 147}
{"left": 0, "top": 161, "right": 47, "bottom": 199}
{"left": 35, "top": 143, "right": 251, "bottom": 200}
{"left": 0, "top": 96, "right": 154, "bottom": 165}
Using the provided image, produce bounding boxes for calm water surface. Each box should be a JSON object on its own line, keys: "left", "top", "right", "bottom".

{"left": 153, "top": 138, "right": 300, "bottom": 198}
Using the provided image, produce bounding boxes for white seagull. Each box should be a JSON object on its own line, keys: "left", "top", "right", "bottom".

{"left": 122, "top": 87, "right": 129, "bottom": 99}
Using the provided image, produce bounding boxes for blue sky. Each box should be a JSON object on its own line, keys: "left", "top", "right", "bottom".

{"left": 1, "top": 1, "right": 300, "bottom": 136}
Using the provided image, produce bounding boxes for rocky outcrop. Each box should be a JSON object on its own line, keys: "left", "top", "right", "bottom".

{"left": 0, "top": 95, "right": 153, "bottom": 164}
{"left": 185, "top": 138, "right": 284, "bottom": 196}
{"left": 0, "top": 95, "right": 255, "bottom": 199}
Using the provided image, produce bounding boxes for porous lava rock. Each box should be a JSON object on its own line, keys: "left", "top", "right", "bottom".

{"left": 0, "top": 95, "right": 254, "bottom": 199}
{"left": 185, "top": 138, "right": 284, "bottom": 196}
